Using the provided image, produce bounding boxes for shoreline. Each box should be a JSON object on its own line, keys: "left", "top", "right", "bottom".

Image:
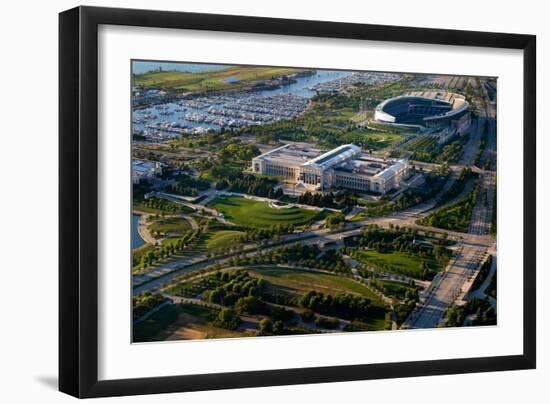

{"left": 133, "top": 211, "right": 159, "bottom": 246}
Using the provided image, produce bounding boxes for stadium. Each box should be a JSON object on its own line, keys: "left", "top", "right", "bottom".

{"left": 374, "top": 91, "right": 471, "bottom": 130}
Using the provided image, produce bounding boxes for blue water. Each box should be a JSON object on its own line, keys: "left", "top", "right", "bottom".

{"left": 132, "top": 61, "right": 227, "bottom": 74}
{"left": 256, "top": 69, "right": 351, "bottom": 98}
{"left": 132, "top": 214, "right": 145, "bottom": 249}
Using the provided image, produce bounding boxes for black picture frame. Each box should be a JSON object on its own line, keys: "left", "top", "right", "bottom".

{"left": 59, "top": 5, "right": 536, "bottom": 398}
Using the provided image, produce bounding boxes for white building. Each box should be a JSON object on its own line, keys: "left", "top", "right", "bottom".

{"left": 252, "top": 144, "right": 407, "bottom": 194}
{"left": 132, "top": 159, "right": 162, "bottom": 184}
{"left": 333, "top": 157, "right": 408, "bottom": 194}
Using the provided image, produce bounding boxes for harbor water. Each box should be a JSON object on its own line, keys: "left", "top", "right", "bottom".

{"left": 132, "top": 214, "right": 145, "bottom": 249}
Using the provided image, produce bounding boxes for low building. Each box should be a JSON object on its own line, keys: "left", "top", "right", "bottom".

{"left": 252, "top": 143, "right": 407, "bottom": 194}
{"left": 132, "top": 159, "right": 162, "bottom": 184}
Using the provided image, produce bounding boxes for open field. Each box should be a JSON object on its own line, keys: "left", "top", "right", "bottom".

{"left": 134, "top": 66, "right": 307, "bottom": 92}
{"left": 342, "top": 130, "right": 404, "bottom": 150}
{"left": 350, "top": 110, "right": 369, "bottom": 123}
{"left": 205, "top": 230, "right": 246, "bottom": 250}
{"left": 249, "top": 267, "right": 381, "bottom": 301}
{"left": 367, "top": 121, "right": 420, "bottom": 134}
{"left": 208, "top": 195, "right": 323, "bottom": 228}
{"left": 322, "top": 107, "right": 356, "bottom": 125}
{"left": 401, "top": 135, "right": 438, "bottom": 161}
{"left": 163, "top": 227, "right": 245, "bottom": 257}
{"left": 352, "top": 249, "right": 444, "bottom": 279}
{"left": 374, "top": 279, "right": 416, "bottom": 300}
{"left": 248, "top": 266, "right": 387, "bottom": 330}
{"left": 148, "top": 217, "right": 192, "bottom": 235}
{"left": 133, "top": 303, "right": 247, "bottom": 342}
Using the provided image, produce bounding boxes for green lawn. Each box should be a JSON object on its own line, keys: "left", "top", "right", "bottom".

{"left": 323, "top": 108, "right": 356, "bottom": 124}
{"left": 248, "top": 267, "right": 385, "bottom": 306}
{"left": 208, "top": 195, "right": 322, "bottom": 228}
{"left": 350, "top": 110, "right": 369, "bottom": 123}
{"left": 206, "top": 230, "right": 245, "bottom": 250}
{"left": 148, "top": 217, "right": 192, "bottom": 235}
{"left": 248, "top": 266, "right": 387, "bottom": 331}
{"left": 367, "top": 120, "right": 420, "bottom": 134}
{"left": 375, "top": 279, "right": 416, "bottom": 300}
{"left": 134, "top": 66, "right": 307, "bottom": 92}
{"left": 342, "top": 130, "right": 405, "bottom": 150}
{"left": 352, "top": 249, "right": 444, "bottom": 279}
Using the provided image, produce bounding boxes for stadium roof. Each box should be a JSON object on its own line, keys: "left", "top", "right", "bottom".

{"left": 375, "top": 92, "right": 469, "bottom": 124}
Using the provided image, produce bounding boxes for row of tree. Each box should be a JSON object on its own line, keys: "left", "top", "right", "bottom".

{"left": 299, "top": 290, "right": 372, "bottom": 321}
{"left": 420, "top": 180, "right": 480, "bottom": 232}
{"left": 216, "top": 174, "right": 283, "bottom": 199}
{"left": 167, "top": 173, "right": 210, "bottom": 197}
{"left": 138, "top": 230, "right": 197, "bottom": 269}
{"left": 239, "top": 224, "right": 295, "bottom": 243}
{"left": 133, "top": 292, "right": 167, "bottom": 320}
{"left": 227, "top": 244, "right": 351, "bottom": 275}
{"left": 437, "top": 167, "right": 475, "bottom": 207}
{"left": 297, "top": 191, "right": 335, "bottom": 208}
{"left": 140, "top": 197, "right": 180, "bottom": 214}
{"left": 445, "top": 297, "right": 496, "bottom": 327}
{"left": 203, "top": 270, "right": 265, "bottom": 306}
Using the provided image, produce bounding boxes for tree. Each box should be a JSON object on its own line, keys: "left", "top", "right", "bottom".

{"left": 300, "top": 309, "right": 314, "bottom": 322}
{"left": 258, "top": 319, "right": 273, "bottom": 335}
{"left": 234, "top": 296, "right": 265, "bottom": 315}
{"left": 215, "top": 308, "right": 240, "bottom": 330}
{"left": 273, "top": 320, "right": 284, "bottom": 335}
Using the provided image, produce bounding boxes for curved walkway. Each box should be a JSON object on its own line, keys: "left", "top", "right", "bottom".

{"left": 133, "top": 211, "right": 159, "bottom": 246}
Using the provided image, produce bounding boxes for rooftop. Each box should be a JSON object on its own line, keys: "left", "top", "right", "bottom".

{"left": 132, "top": 159, "right": 160, "bottom": 173}
{"left": 374, "top": 160, "right": 407, "bottom": 181}
{"left": 334, "top": 155, "right": 393, "bottom": 177}
{"left": 304, "top": 144, "right": 361, "bottom": 169}
{"left": 254, "top": 144, "right": 323, "bottom": 166}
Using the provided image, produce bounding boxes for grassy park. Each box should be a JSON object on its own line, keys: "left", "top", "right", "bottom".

{"left": 352, "top": 248, "right": 444, "bottom": 279}
{"left": 339, "top": 130, "right": 405, "bottom": 150}
{"left": 205, "top": 230, "right": 246, "bottom": 250}
{"left": 208, "top": 195, "right": 323, "bottom": 228}
{"left": 148, "top": 217, "right": 192, "bottom": 235}
{"left": 248, "top": 267, "right": 382, "bottom": 302}
{"left": 134, "top": 66, "right": 307, "bottom": 92}
{"left": 249, "top": 267, "right": 387, "bottom": 330}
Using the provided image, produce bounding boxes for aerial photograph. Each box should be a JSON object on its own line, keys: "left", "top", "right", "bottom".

{"left": 131, "top": 61, "right": 497, "bottom": 342}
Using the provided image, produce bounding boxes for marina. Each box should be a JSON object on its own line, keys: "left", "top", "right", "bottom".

{"left": 132, "top": 68, "right": 358, "bottom": 140}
